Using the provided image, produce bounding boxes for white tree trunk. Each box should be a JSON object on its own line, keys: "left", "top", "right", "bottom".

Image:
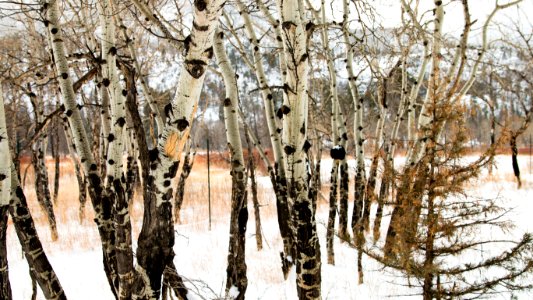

{"left": 214, "top": 29, "right": 248, "bottom": 300}
{"left": 277, "top": 0, "right": 322, "bottom": 297}
{"left": 0, "top": 84, "right": 10, "bottom": 208}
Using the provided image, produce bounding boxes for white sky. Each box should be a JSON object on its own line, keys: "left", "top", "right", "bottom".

{"left": 369, "top": 0, "right": 533, "bottom": 38}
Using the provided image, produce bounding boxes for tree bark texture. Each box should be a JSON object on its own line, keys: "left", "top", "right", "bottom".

{"left": 29, "top": 92, "right": 58, "bottom": 241}
{"left": 10, "top": 165, "right": 67, "bottom": 299}
{"left": 45, "top": 0, "right": 119, "bottom": 295}
{"left": 277, "top": 0, "right": 322, "bottom": 297}
{"left": 173, "top": 146, "right": 194, "bottom": 224}
{"left": 214, "top": 29, "right": 248, "bottom": 300}
{"left": 237, "top": 0, "right": 294, "bottom": 276}
{"left": 135, "top": 0, "right": 224, "bottom": 297}
{"left": 245, "top": 134, "right": 263, "bottom": 250}
{"left": 0, "top": 205, "right": 11, "bottom": 300}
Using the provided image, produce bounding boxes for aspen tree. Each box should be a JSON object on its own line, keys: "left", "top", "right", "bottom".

{"left": 1, "top": 83, "right": 66, "bottom": 299}
{"left": 134, "top": 0, "right": 224, "bottom": 297}
{"left": 97, "top": 0, "right": 136, "bottom": 298}
{"left": 214, "top": 29, "right": 248, "bottom": 300}
{"left": 0, "top": 83, "right": 12, "bottom": 300}
{"left": 277, "top": 0, "right": 322, "bottom": 297}
{"left": 173, "top": 142, "right": 195, "bottom": 223}
{"left": 235, "top": 0, "right": 295, "bottom": 275}
{"left": 28, "top": 90, "right": 58, "bottom": 241}
{"left": 44, "top": 0, "right": 119, "bottom": 295}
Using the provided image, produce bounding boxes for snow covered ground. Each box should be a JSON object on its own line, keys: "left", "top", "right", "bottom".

{"left": 6, "top": 155, "right": 533, "bottom": 299}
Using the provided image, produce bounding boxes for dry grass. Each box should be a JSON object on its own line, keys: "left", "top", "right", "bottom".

{"left": 9, "top": 155, "right": 282, "bottom": 254}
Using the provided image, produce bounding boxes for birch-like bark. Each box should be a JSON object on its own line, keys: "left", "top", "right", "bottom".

{"left": 0, "top": 84, "right": 10, "bottom": 208}
{"left": 135, "top": 0, "right": 224, "bottom": 297}
{"left": 173, "top": 144, "right": 195, "bottom": 223}
{"left": 97, "top": 1, "right": 135, "bottom": 297}
{"left": 277, "top": 0, "right": 321, "bottom": 297}
{"left": 29, "top": 92, "right": 58, "bottom": 241}
{"left": 214, "top": 29, "right": 248, "bottom": 300}
{"left": 0, "top": 83, "right": 12, "bottom": 300}
{"left": 44, "top": 0, "right": 118, "bottom": 295}
{"left": 0, "top": 205, "right": 10, "bottom": 300}
{"left": 342, "top": 0, "right": 366, "bottom": 244}
{"left": 236, "top": 0, "right": 295, "bottom": 275}
{"left": 245, "top": 133, "right": 263, "bottom": 250}
{"left": 9, "top": 162, "right": 67, "bottom": 299}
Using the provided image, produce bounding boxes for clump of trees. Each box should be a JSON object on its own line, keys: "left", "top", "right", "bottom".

{"left": 0, "top": 0, "right": 532, "bottom": 299}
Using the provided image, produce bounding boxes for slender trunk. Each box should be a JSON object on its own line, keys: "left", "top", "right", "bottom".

{"left": 10, "top": 164, "right": 66, "bottom": 299}
{"left": 51, "top": 122, "right": 61, "bottom": 205}
{"left": 338, "top": 161, "right": 349, "bottom": 241}
{"left": 45, "top": 0, "right": 118, "bottom": 295}
{"left": 173, "top": 146, "right": 194, "bottom": 224}
{"left": 0, "top": 206, "right": 11, "bottom": 300}
{"left": 29, "top": 90, "right": 58, "bottom": 241}
{"left": 326, "top": 161, "right": 338, "bottom": 265}
{"left": 277, "top": 0, "right": 321, "bottom": 297}
{"left": 245, "top": 134, "right": 263, "bottom": 250}
{"left": 511, "top": 136, "right": 521, "bottom": 188}
{"left": 31, "top": 146, "right": 58, "bottom": 241}
{"left": 214, "top": 29, "right": 248, "bottom": 300}
{"left": 236, "top": 0, "right": 294, "bottom": 276}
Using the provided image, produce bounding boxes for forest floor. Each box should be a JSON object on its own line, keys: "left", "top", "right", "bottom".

{"left": 5, "top": 154, "right": 533, "bottom": 299}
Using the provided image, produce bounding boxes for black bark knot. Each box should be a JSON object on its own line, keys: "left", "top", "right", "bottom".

{"left": 107, "top": 134, "right": 115, "bottom": 142}
{"left": 65, "top": 109, "right": 73, "bottom": 117}
{"left": 195, "top": 0, "right": 207, "bottom": 11}
{"left": 115, "top": 117, "right": 126, "bottom": 127}
{"left": 185, "top": 59, "right": 207, "bottom": 79}
{"left": 108, "top": 159, "right": 115, "bottom": 165}
{"left": 61, "top": 73, "right": 68, "bottom": 79}
{"left": 148, "top": 148, "right": 159, "bottom": 162}
{"left": 0, "top": 174, "right": 6, "bottom": 181}
{"left": 176, "top": 118, "right": 189, "bottom": 131}
{"left": 51, "top": 27, "right": 58, "bottom": 34}
{"left": 238, "top": 207, "right": 248, "bottom": 235}
{"left": 102, "top": 78, "right": 111, "bottom": 87}
{"left": 303, "top": 140, "right": 312, "bottom": 152}
{"left": 342, "top": 133, "right": 348, "bottom": 141}
{"left": 282, "top": 21, "right": 296, "bottom": 30}
{"left": 284, "top": 145, "right": 296, "bottom": 155}
{"left": 193, "top": 21, "right": 209, "bottom": 31}
{"left": 90, "top": 163, "right": 98, "bottom": 171}
{"left": 281, "top": 105, "right": 291, "bottom": 115}
{"left": 108, "top": 47, "right": 117, "bottom": 56}
{"left": 122, "top": 89, "right": 128, "bottom": 96}
{"left": 224, "top": 98, "right": 231, "bottom": 107}
{"left": 330, "top": 145, "right": 346, "bottom": 160}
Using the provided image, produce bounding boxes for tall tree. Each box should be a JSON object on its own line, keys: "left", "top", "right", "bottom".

{"left": 277, "top": 0, "right": 322, "bottom": 297}
{"left": 214, "top": 29, "right": 248, "bottom": 300}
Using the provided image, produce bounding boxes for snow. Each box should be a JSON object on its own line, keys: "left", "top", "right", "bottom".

{"left": 228, "top": 285, "right": 240, "bottom": 298}
{"left": 6, "top": 155, "right": 533, "bottom": 299}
